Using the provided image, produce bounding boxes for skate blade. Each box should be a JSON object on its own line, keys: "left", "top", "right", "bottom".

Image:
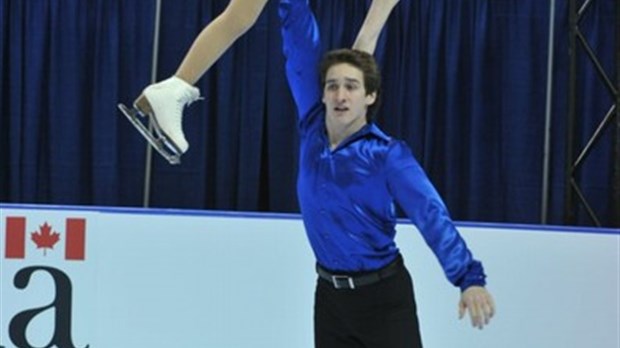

{"left": 118, "top": 103, "right": 182, "bottom": 165}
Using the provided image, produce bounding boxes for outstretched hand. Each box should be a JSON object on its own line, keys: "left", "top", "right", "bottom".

{"left": 458, "top": 286, "right": 495, "bottom": 329}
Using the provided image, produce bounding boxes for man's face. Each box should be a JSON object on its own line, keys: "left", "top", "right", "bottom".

{"left": 322, "top": 63, "right": 376, "bottom": 129}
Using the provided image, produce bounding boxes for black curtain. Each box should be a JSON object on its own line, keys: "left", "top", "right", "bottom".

{"left": 1, "top": 0, "right": 617, "bottom": 227}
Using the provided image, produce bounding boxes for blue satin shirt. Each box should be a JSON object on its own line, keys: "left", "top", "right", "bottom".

{"left": 280, "top": 0, "right": 486, "bottom": 291}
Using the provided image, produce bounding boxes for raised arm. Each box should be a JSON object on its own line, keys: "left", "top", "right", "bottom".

{"left": 353, "top": 0, "right": 401, "bottom": 54}
{"left": 279, "top": 0, "right": 401, "bottom": 120}
{"left": 279, "top": 0, "right": 323, "bottom": 120}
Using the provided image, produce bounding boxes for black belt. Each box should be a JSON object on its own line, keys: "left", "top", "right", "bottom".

{"left": 316, "top": 255, "right": 403, "bottom": 290}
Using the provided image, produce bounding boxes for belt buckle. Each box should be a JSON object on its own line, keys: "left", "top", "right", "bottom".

{"left": 331, "top": 275, "right": 355, "bottom": 289}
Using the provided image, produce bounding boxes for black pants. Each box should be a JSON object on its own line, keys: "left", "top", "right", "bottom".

{"left": 314, "top": 262, "right": 423, "bottom": 348}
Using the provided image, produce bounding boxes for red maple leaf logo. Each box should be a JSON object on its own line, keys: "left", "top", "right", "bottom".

{"left": 31, "top": 222, "right": 61, "bottom": 256}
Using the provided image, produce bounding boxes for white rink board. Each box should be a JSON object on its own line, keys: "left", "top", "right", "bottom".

{"left": 1, "top": 204, "right": 618, "bottom": 348}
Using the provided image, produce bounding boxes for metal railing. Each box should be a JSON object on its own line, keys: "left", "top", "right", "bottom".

{"left": 566, "top": 0, "right": 620, "bottom": 226}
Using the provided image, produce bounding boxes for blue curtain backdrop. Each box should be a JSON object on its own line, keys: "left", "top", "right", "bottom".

{"left": 1, "top": 0, "right": 617, "bottom": 227}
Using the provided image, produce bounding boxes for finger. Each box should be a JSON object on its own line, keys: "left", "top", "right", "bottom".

{"left": 477, "top": 294, "right": 495, "bottom": 326}
{"left": 482, "top": 305, "right": 491, "bottom": 326}
{"left": 458, "top": 300, "right": 466, "bottom": 319}
{"left": 484, "top": 295, "right": 497, "bottom": 326}
{"left": 473, "top": 296, "right": 492, "bottom": 329}
{"left": 487, "top": 294, "right": 496, "bottom": 318}
{"left": 467, "top": 300, "right": 482, "bottom": 329}
{"left": 475, "top": 300, "right": 488, "bottom": 325}
{"left": 482, "top": 300, "right": 494, "bottom": 323}
{"left": 483, "top": 300, "right": 495, "bottom": 327}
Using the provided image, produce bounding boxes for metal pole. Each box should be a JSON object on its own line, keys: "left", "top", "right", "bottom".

{"left": 565, "top": 0, "right": 577, "bottom": 225}
{"left": 614, "top": 0, "right": 620, "bottom": 227}
{"left": 541, "top": 0, "right": 556, "bottom": 224}
{"left": 143, "top": 0, "right": 162, "bottom": 207}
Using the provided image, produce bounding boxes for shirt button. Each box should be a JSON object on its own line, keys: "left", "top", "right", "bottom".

{"left": 320, "top": 209, "right": 326, "bottom": 215}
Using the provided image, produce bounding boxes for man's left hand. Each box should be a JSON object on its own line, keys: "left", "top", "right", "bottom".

{"left": 458, "top": 286, "right": 495, "bottom": 329}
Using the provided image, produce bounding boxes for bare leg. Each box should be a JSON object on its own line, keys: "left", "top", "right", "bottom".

{"left": 125, "top": 0, "right": 269, "bottom": 159}
{"left": 352, "top": 0, "right": 401, "bottom": 54}
{"left": 175, "top": 0, "right": 270, "bottom": 85}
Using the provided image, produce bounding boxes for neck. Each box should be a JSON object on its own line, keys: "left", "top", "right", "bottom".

{"left": 326, "top": 118, "right": 367, "bottom": 150}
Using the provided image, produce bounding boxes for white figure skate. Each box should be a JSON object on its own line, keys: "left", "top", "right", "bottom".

{"left": 118, "top": 76, "right": 201, "bottom": 165}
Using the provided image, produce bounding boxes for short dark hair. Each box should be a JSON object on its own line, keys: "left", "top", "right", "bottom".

{"left": 319, "top": 49, "right": 382, "bottom": 121}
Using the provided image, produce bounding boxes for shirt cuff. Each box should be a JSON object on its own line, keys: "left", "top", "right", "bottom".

{"left": 457, "top": 260, "right": 487, "bottom": 292}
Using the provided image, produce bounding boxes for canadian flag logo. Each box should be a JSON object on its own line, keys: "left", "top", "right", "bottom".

{"left": 4, "top": 216, "right": 86, "bottom": 260}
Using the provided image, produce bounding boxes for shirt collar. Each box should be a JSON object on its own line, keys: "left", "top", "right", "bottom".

{"left": 325, "top": 122, "right": 392, "bottom": 152}
{"left": 365, "top": 122, "right": 391, "bottom": 142}
{"left": 345, "top": 122, "right": 391, "bottom": 142}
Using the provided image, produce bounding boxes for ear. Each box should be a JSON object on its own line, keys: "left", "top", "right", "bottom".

{"left": 365, "top": 92, "right": 377, "bottom": 106}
